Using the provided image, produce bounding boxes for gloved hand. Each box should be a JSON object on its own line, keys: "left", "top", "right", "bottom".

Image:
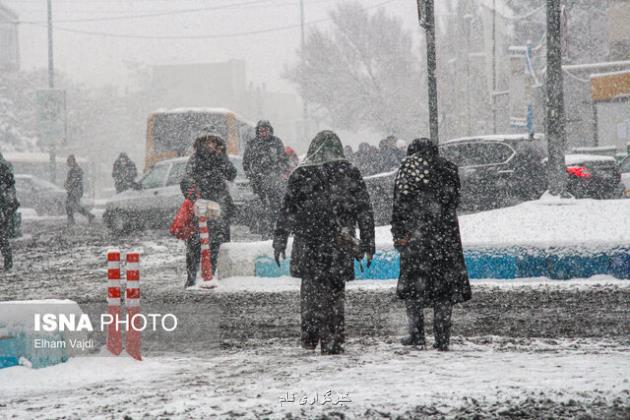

{"left": 274, "top": 248, "right": 286, "bottom": 267}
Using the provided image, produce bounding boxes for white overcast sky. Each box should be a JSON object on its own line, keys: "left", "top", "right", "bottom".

{"left": 8, "top": 0, "right": 426, "bottom": 93}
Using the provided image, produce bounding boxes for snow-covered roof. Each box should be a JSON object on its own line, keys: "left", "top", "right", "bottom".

{"left": 564, "top": 154, "right": 617, "bottom": 166}
{"left": 152, "top": 107, "right": 235, "bottom": 115}
{"left": 444, "top": 133, "right": 544, "bottom": 144}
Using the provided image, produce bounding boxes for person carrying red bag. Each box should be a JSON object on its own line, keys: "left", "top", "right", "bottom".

{"left": 179, "top": 131, "right": 237, "bottom": 288}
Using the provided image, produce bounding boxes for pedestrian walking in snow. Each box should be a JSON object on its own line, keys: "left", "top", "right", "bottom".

{"left": 64, "top": 155, "right": 95, "bottom": 226}
{"left": 243, "top": 120, "right": 289, "bottom": 237}
{"left": 112, "top": 152, "right": 138, "bottom": 193}
{"left": 180, "top": 133, "right": 237, "bottom": 288}
{"left": 0, "top": 152, "right": 19, "bottom": 271}
{"left": 273, "top": 130, "right": 375, "bottom": 355}
{"left": 391, "top": 138, "right": 471, "bottom": 351}
{"left": 377, "top": 135, "right": 405, "bottom": 173}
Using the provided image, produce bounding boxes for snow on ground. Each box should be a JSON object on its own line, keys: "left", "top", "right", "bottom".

{"left": 204, "top": 275, "right": 630, "bottom": 294}
{"left": 376, "top": 197, "right": 630, "bottom": 250}
{"left": 0, "top": 337, "right": 628, "bottom": 418}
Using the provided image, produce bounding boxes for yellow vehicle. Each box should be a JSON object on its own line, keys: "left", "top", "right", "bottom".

{"left": 144, "top": 108, "right": 255, "bottom": 171}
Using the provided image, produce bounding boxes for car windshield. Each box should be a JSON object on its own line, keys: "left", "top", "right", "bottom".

{"left": 141, "top": 163, "right": 170, "bottom": 189}
{"left": 441, "top": 142, "right": 514, "bottom": 167}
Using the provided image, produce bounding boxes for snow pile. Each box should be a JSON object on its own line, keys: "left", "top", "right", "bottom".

{"left": 0, "top": 300, "right": 90, "bottom": 369}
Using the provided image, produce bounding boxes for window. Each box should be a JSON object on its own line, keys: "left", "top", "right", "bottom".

{"left": 166, "top": 162, "right": 188, "bottom": 186}
{"left": 140, "top": 164, "right": 169, "bottom": 189}
{"left": 441, "top": 142, "right": 514, "bottom": 167}
{"left": 621, "top": 157, "right": 630, "bottom": 174}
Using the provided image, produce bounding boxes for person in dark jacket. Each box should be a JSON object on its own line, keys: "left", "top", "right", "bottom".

{"left": 112, "top": 152, "right": 138, "bottom": 193}
{"left": 378, "top": 135, "right": 404, "bottom": 173}
{"left": 64, "top": 155, "right": 95, "bottom": 226}
{"left": 0, "top": 153, "right": 19, "bottom": 271}
{"left": 243, "top": 120, "right": 289, "bottom": 237}
{"left": 180, "top": 133, "right": 237, "bottom": 288}
{"left": 273, "top": 130, "right": 375, "bottom": 355}
{"left": 391, "top": 137, "right": 471, "bottom": 351}
{"left": 354, "top": 142, "right": 379, "bottom": 176}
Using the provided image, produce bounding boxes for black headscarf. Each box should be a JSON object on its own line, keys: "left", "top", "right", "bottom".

{"left": 395, "top": 137, "right": 439, "bottom": 195}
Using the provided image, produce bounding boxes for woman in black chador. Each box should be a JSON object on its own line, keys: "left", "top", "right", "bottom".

{"left": 273, "top": 131, "right": 375, "bottom": 355}
{"left": 180, "top": 133, "right": 237, "bottom": 288}
{"left": 391, "top": 138, "right": 471, "bottom": 351}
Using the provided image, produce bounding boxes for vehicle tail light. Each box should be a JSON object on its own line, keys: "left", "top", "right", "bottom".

{"left": 566, "top": 166, "right": 591, "bottom": 178}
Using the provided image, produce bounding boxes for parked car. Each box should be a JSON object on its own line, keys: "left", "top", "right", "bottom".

{"left": 620, "top": 154, "right": 630, "bottom": 198}
{"left": 14, "top": 174, "right": 66, "bottom": 215}
{"left": 563, "top": 154, "right": 622, "bottom": 199}
{"left": 103, "top": 156, "right": 257, "bottom": 233}
{"left": 439, "top": 134, "right": 548, "bottom": 211}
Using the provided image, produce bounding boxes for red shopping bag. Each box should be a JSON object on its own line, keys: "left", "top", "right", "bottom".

{"left": 169, "top": 199, "right": 196, "bottom": 240}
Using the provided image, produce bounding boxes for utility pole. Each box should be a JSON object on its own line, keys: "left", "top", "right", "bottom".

{"left": 300, "top": 0, "right": 308, "bottom": 143}
{"left": 417, "top": 0, "right": 439, "bottom": 145}
{"left": 545, "top": 0, "right": 567, "bottom": 196}
{"left": 464, "top": 14, "right": 473, "bottom": 136}
{"left": 491, "top": 0, "right": 497, "bottom": 134}
{"left": 47, "top": 0, "right": 56, "bottom": 183}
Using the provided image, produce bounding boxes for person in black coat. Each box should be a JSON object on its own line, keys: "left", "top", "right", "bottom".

{"left": 64, "top": 155, "right": 95, "bottom": 226}
{"left": 273, "top": 130, "right": 375, "bottom": 355}
{"left": 391, "top": 138, "right": 471, "bottom": 351}
{"left": 243, "top": 120, "right": 289, "bottom": 237}
{"left": 0, "top": 153, "right": 19, "bottom": 271}
{"left": 112, "top": 152, "right": 138, "bottom": 193}
{"left": 180, "top": 133, "right": 237, "bottom": 288}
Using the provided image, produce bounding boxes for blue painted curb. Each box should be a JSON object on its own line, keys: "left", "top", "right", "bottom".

{"left": 254, "top": 246, "right": 630, "bottom": 280}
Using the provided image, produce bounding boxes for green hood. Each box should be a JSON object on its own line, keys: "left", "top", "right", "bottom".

{"left": 300, "top": 130, "right": 347, "bottom": 166}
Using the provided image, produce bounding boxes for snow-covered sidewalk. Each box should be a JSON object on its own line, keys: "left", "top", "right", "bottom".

{"left": 1, "top": 337, "right": 628, "bottom": 418}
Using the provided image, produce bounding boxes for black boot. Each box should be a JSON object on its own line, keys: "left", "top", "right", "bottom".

{"left": 4, "top": 254, "right": 12, "bottom": 272}
{"left": 433, "top": 301, "right": 452, "bottom": 352}
{"left": 400, "top": 334, "right": 424, "bottom": 346}
{"left": 402, "top": 299, "right": 426, "bottom": 346}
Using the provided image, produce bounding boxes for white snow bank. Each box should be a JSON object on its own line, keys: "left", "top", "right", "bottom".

{"left": 564, "top": 153, "right": 616, "bottom": 165}
{"left": 0, "top": 355, "right": 171, "bottom": 395}
{"left": 201, "top": 276, "right": 630, "bottom": 294}
{"left": 372, "top": 198, "right": 630, "bottom": 250}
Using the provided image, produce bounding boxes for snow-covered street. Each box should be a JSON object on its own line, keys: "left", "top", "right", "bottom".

{"left": 1, "top": 217, "right": 629, "bottom": 418}
{"left": 1, "top": 337, "right": 629, "bottom": 419}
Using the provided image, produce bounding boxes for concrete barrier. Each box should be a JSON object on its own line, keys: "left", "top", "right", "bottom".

{"left": 236, "top": 243, "right": 630, "bottom": 281}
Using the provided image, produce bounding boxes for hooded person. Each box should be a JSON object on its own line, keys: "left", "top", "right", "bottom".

{"left": 242, "top": 120, "right": 289, "bottom": 237}
{"left": 112, "top": 152, "right": 138, "bottom": 193}
{"left": 378, "top": 135, "right": 404, "bottom": 173}
{"left": 391, "top": 137, "right": 471, "bottom": 351}
{"left": 273, "top": 130, "right": 375, "bottom": 355}
{"left": 180, "top": 132, "right": 237, "bottom": 288}
{"left": 64, "top": 154, "right": 95, "bottom": 226}
{"left": 0, "top": 152, "right": 19, "bottom": 271}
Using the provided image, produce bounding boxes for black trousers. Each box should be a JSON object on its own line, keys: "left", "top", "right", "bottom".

{"left": 0, "top": 231, "right": 12, "bottom": 271}
{"left": 405, "top": 298, "right": 452, "bottom": 347}
{"left": 253, "top": 180, "right": 284, "bottom": 236}
{"left": 184, "top": 220, "right": 224, "bottom": 288}
{"left": 300, "top": 277, "right": 345, "bottom": 353}
{"left": 66, "top": 194, "right": 92, "bottom": 224}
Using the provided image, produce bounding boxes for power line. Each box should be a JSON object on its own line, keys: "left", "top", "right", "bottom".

{"left": 17, "top": 0, "right": 274, "bottom": 24}
{"left": 24, "top": 0, "right": 400, "bottom": 40}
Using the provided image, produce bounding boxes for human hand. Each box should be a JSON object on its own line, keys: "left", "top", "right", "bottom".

{"left": 274, "top": 248, "right": 286, "bottom": 267}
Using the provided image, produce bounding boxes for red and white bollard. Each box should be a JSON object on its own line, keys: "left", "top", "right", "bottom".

{"left": 198, "top": 214, "right": 214, "bottom": 284}
{"left": 125, "top": 251, "right": 142, "bottom": 361}
{"left": 106, "top": 249, "right": 122, "bottom": 355}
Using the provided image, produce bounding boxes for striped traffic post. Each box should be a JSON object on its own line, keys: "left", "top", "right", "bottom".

{"left": 125, "top": 251, "right": 142, "bottom": 361}
{"left": 106, "top": 249, "right": 122, "bottom": 355}
{"left": 198, "top": 214, "right": 214, "bottom": 285}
